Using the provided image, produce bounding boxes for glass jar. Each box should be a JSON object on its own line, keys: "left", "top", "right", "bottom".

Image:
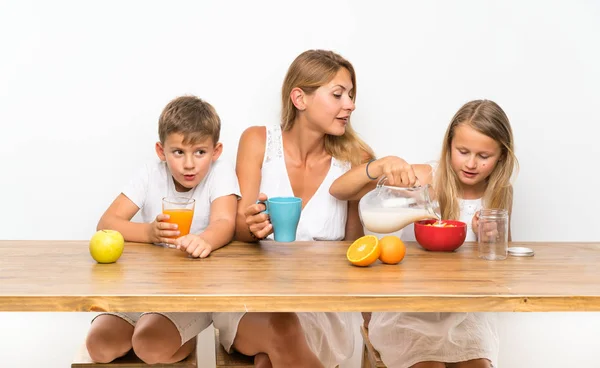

{"left": 477, "top": 208, "right": 509, "bottom": 260}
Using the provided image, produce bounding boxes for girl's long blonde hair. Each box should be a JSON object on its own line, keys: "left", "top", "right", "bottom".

{"left": 280, "top": 50, "right": 374, "bottom": 165}
{"left": 435, "top": 100, "right": 518, "bottom": 220}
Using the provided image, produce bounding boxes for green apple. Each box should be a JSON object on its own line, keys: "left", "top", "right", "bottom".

{"left": 89, "top": 230, "right": 125, "bottom": 263}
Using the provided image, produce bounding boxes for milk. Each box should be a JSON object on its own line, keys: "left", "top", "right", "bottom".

{"left": 360, "top": 208, "right": 437, "bottom": 234}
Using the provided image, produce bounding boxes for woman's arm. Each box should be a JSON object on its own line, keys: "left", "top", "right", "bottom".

{"left": 330, "top": 156, "right": 433, "bottom": 201}
{"left": 234, "top": 126, "right": 270, "bottom": 242}
{"left": 344, "top": 200, "right": 364, "bottom": 241}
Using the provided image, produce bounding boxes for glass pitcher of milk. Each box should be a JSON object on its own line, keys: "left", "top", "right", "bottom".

{"left": 358, "top": 177, "right": 440, "bottom": 234}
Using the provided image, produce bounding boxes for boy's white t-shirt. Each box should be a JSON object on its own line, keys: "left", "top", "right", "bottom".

{"left": 122, "top": 159, "right": 240, "bottom": 234}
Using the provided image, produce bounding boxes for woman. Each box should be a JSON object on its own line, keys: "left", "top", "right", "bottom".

{"left": 212, "top": 49, "right": 375, "bottom": 368}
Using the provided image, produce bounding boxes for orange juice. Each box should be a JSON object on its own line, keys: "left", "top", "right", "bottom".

{"left": 163, "top": 209, "right": 194, "bottom": 237}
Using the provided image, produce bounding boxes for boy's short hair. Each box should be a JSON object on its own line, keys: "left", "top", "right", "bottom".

{"left": 158, "top": 96, "right": 220, "bottom": 145}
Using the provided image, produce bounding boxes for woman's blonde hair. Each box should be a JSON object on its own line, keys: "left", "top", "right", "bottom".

{"left": 280, "top": 50, "right": 374, "bottom": 165}
{"left": 434, "top": 100, "right": 518, "bottom": 220}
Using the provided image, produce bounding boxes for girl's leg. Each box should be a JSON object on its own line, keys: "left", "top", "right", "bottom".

{"left": 232, "top": 312, "right": 324, "bottom": 368}
{"left": 448, "top": 359, "right": 492, "bottom": 368}
{"left": 254, "top": 352, "right": 274, "bottom": 368}
{"left": 362, "top": 312, "right": 372, "bottom": 329}
{"left": 86, "top": 314, "right": 134, "bottom": 363}
{"left": 411, "top": 362, "right": 446, "bottom": 368}
{"left": 132, "top": 313, "right": 196, "bottom": 364}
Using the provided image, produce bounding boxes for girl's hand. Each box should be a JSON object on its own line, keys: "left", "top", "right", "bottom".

{"left": 245, "top": 193, "right": 273, "bottom": 240}
{"left": 175, "top": 234, "right": 213, "bottom": 258}
{"left": 148, "top": 213, "right": 180, "bottom": 245}
{"left": 373, "top": 156, "right": 419, "bottom": 187}
{"left": 480, "top": 220, "right": 500, "bottom": 242}
{"left": 472, "top": 211, "right": 480, "bottom": 238}
{"left": 472, "top": 211, "right": 500, "bottom": 241}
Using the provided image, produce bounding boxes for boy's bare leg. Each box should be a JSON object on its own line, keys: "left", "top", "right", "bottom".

{"left": 132, "top": 313, "right": 196, "bottom": 364}
{"left": 448, "top": 359, "right": 492, "bottom": 368}
{"left": 86, "top": 315, "right": 134, "bottom": 363}
{"left": 232, "top": 312, "right": 324, "bottom": 368}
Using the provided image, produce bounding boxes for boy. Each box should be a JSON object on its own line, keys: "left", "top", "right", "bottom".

{"left": 86, "top": 96, "right": 239, "bottom": 364}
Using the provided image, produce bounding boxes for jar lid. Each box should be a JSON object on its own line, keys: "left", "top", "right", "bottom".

{"left": 508, "top": 246, "right": 535, "bottom": 257}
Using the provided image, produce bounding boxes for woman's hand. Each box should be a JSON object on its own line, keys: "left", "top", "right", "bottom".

{"left": 371, "top": 156, "right": 419, "bottom": 187}
{"left": 245, "top": 193, "right": 273, "bottom": 239}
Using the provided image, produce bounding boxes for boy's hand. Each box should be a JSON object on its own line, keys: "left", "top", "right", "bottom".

{"left": 373, "top": 156, "right": 418, "bottom": 187}
{"left": 245, "top": 192, "right": 273, "bottom": 240}
{"left": 149, "top": 214, "right": 180, "bottom": 245}
{"left": 175, "top": 234, "right": 213, "bottom": 258}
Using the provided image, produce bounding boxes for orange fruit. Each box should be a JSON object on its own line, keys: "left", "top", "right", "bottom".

{"left": 378, "top": 236, "right": 406, "bottom": 265}
{"left": 347, "top": 235, "right": 380, "bottom": 267}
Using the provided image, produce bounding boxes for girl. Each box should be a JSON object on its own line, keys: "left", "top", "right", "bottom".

{"left": 330, "top": 99, "right": 518, "bottom": 368}
{"left": 212, "top": 49, "right": 375, "bottom": 368}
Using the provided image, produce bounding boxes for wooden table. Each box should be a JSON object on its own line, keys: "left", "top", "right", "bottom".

{"left": 1, "top": 240, "right": 599, "bottom": 312}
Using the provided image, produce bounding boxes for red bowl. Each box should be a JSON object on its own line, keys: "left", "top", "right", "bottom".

{"left": 414, "top": 220, "right": 467, "bottom": 252}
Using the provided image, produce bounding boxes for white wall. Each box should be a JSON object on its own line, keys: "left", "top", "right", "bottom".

{"left": 1, "top": 0, "right": 599, "bottom": 367}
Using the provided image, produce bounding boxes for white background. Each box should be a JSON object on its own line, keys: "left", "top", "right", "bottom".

{"left": 1, "top": 0, "right": 599, "bottom": 367}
